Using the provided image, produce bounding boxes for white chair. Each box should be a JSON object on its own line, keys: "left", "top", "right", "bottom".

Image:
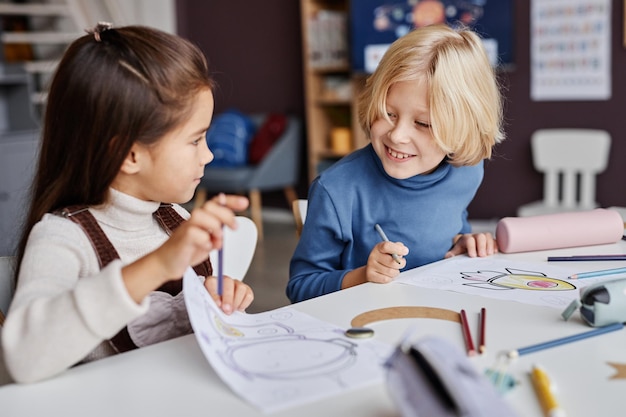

{"left": 517, "top": 129, "right": 611, "bottom": 217}
{"left": 292, "top": 199, "right": 308, "bottom": 237}
{"left": 209, "top": 216, "right": 257, "bottom": 281}
{"left": 0, "top": 256, "right": 16, "bottom": 326}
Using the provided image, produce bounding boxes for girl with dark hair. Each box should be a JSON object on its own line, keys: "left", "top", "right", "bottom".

{"left": 2, "top": 23, "right": 253, "bottom": 383}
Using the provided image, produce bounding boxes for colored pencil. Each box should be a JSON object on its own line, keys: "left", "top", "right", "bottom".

{"left": 508, "top": 322, "right": 624, "bottom": 358}
{"left": 459, "top": 309, "right": 476, "bottom": 356}
{"left": 568, "top": 266, "right": 626, "bottom": 280}
{"left": 374, "top": 224, "right": 402, "bottom": 264}
{"left": 531, "top": 364, "right": 566, "bottom": 417}
{"left": 478, "top": 307, "right": 486, "bottom": 354}
{"left": 548, "top": 254, "right": 626, "bottom": 262}
{"left": 217, "top": 244, "right": 224, "bottom": 296}
{"left": 217, "top": 193, "right": 226, "bottom": 296}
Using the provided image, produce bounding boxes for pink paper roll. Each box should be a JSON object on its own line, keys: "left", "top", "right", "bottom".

{"left": 496, "top": 209, "right": 624, "bottom": 254}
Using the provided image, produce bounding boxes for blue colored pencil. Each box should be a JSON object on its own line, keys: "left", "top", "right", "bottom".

{"left": 216, "top": 193, "right": 226, "bottom": 296}
{"left": 548, "top": 254, "right": 626, "bottom": 262}
{"left": 217, "top": 244, "right": 224, "bottom": 296}
{"left": 568, "top": 266, "right": 626, "bottom": 280}
{"left": 508, "top": 322, "right": 624, "bottom": 358}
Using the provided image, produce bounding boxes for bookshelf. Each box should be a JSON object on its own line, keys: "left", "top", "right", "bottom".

{"left": 299, "top": 0, "right": 367, "bottom": 182}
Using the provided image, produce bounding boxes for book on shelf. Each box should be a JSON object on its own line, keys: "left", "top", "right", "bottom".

{"left": 306, "top": 10, "right": 348, "bottom": 69}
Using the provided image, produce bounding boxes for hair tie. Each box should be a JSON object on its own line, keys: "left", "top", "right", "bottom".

{"left": 86, "top": 21, "right": 113, "bottom": 42}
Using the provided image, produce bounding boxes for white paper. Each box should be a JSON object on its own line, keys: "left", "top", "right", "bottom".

{"left": 182, "top": 268, "right": 392, "bottom": 413}
{"left": 395, "top": 256, "right": 623, "bottom": 309}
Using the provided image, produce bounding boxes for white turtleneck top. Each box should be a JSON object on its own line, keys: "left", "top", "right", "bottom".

{"left": 2, "top": 189, "right": 195, "bottom": 383}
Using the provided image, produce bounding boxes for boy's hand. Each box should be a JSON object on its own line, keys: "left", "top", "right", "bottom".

{"left": 365, "top": 241, "right": 408, "bottom": 283}
{"left": 445, "top": 233, "right": 497, "bottom": 259}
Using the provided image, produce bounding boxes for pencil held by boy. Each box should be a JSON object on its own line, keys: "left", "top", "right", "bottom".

{"left": 288, "top": 24, "right": 504, "bottom": 303}
{"left": 2, "top": 23, "right": 253, "bottom": 383}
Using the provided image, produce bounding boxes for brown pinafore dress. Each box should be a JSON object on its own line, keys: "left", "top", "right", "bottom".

{"left": 58, "top": 204, "right": 212, "bottom": 353}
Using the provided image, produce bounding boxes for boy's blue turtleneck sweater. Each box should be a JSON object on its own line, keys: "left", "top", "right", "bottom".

{"left": 287, "top": 144, "right": 483, "bottom": 303}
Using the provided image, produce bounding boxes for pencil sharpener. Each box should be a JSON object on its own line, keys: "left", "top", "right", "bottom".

{"left": 562, "top": 278, "right": 626, "bottom": 327}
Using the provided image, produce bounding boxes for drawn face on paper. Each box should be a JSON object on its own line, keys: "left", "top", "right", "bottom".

{"left": 224, "top": 337, "right": 358, "bottom": 379}
{"left": 209, "top": 308, "right": 359, "bottom": 380}
{"left": 461, "top": 268, "right": 576, "bottom": 291}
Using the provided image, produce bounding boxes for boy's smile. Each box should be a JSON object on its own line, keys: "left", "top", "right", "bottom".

{"left": 370, "top": 78, "right": 446, "bottom": 179}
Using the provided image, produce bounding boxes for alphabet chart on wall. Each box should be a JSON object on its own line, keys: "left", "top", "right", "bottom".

{"left": 530, "top": 0, "right": 611, "bottom": 101}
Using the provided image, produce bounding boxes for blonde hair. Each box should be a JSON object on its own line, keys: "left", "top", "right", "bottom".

{"left": 357, "top": 24, "right": 504, "bottom": 166}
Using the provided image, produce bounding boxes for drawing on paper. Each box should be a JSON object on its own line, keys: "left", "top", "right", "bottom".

{"left": 395, "top": 257, "right": 584, "bottom": 309}
{"left": 182, "top": 268, "right": 391, "bottom": 413}
{"left": 205, "top": 303, "right": 358, "bottom": 382}
{"left": 461, "top": 268, "right": 576, "bottom": 291}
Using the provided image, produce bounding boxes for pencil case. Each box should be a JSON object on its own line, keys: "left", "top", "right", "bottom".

{"left": 385, "top": 336, "right": 518, "bottom": 417}
{"left": 496, "top": 209, "right": 624, "bottom": 253}
{"left": 562, "top": 278, "right": 626, "bottom": 327}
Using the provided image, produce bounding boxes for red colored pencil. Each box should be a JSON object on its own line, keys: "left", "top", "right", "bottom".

{"left": 479, "top": 308, "right": 486, "bottom": 354}
{"left": 460, "top": 309, "right": 476, "bottom": 356}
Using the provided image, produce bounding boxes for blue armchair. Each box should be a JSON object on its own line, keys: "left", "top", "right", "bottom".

{"left": 195, "top": 114, "right": 302, "bottom": 240}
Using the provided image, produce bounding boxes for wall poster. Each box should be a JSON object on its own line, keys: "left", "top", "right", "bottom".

{"left": 531, "top": 0, "right": 611, "bottom": 101}
{"left": 350, "top": 0, "right": 514, "bottom": 74}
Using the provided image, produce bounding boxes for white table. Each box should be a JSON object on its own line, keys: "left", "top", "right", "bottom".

{"left": 3, "top": 240, "right": 626, "bottom": 416}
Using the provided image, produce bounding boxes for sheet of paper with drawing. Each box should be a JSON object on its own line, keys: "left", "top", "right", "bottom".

{"left": 182, "top": 268, "right": 392, "bottom": 413}
{"left": 395, "top": 257, "right": 620, "bottom": 309}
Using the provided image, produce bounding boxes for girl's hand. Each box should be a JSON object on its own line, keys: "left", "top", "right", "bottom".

{"left": 150, "top": 194, "right": 249, "bottom": 283}
{"left": 445, "top": 233, "right": 497, "bottom": 259}
{"left": 204, "top": 275, "right": 254, "bottom": 314}
{"left": 364, "top": 241, "right": 408, "bottom": 284}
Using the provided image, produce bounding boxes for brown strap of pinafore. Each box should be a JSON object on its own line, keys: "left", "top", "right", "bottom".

{"left": 59, "top": 204, "right": 212, "bottom": 353}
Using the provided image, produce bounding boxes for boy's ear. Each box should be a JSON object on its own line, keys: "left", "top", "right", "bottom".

{"left": 119, "top": 143, "right": 143, "bottom": 175}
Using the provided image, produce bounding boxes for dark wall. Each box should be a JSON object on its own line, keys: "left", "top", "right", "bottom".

{"left": 176, "top": 0, "right": 308, "bottom": 206}
{"left": 471, "top": 0, "right": 626, "bottom": 219}
{"left": 177, "top": 0, "right": 626, "bottom": 219}
{"left": 176, "top": 0, "right": 303, "bottom": 116}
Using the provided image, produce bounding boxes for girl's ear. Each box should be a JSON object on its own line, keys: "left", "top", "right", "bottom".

{"left": 119, "top": 143, "right": 143, "bottom": 175}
